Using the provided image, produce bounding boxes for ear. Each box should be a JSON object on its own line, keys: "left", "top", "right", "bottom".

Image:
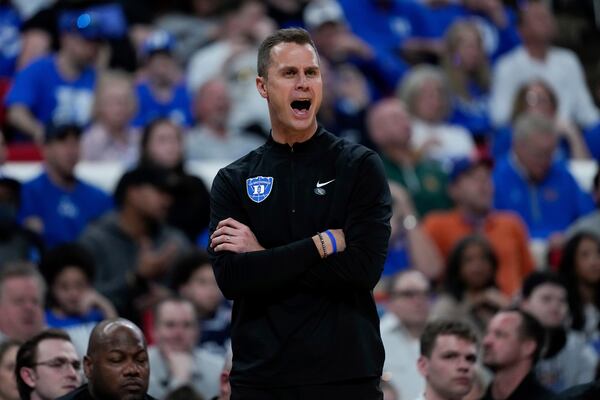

{"left": 256, "top": 76, "right": 268, "bottom": 99}
{"left": 521, "top": 338, "right": 537, "bottom": 360}
{"left": 417, "top": 355, "right": 428, "bottom": 378}
{"left": 19, "top": 367, "right": 37, "bottom": 388}
{"left": 83, "top": 355, "right": 92, "bottom": 379}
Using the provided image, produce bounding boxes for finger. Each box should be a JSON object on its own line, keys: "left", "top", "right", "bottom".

{"left": 211, "top": 226, "right": 236, "bottom": 239}
{"left": 217, "top": 217, "right": 240, "bottom": 229}
{"left": 214, "top": 242, "right": 237, "bottom": 253}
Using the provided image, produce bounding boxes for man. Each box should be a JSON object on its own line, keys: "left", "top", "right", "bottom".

{"left": 521, "top": 272, "right": 597, "bottom": 392}
{"left": 208, "top": 27, "right": 391, "bottom": 398}
{"left": 56, "top": 318, "right": 156, "bottom": 400}
{"left": 489, "top": 0, "right": 599, "bottom": 128}
{"left": 15, "top": 329, "right": 81, "bottom": 400}
{"left": 416, "top": 320, "right": 479, "bottom": 400}
{"left": 567, "top": 169, "right": 600, "bottom": 239}
{"left": 493, "top": 113, "right": 595, "bottom": 240}
{"left": 0, "top": 262, "right": 45, "bottom": 343}
{"left": 380, "top": 270, "right": 430, "bottom": 400}
{"left": 482, "top": 309, "right": 556, "bottom": 400}
{"left": 18, "top": 123, "right": 112, "bottom": 248}
{"left": 423, "top": 155, "right": 534, "bottom": 295}
{"left": 5, "top": 10, "right": 101, "bottom": 142}
{"left": 79, "top": 166, "right": 190, "bottom": 321}
{"left": 148, "top": 297, "right": 222, "bottom": 399}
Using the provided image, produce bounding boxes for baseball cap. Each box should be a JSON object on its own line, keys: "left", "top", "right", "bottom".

{"left": 141, "top": 31, "right": 175, "bottom": 58}
{"left": 449, "top": 156, "right": 493, "bottom": 183}
{"left": 58, "top": 10, "right": 104, "bottom": 40}
{"left": 45, "top": 123, "right": 83, "bottom": 143}
{"left": 303, "top": 0, "right": 346, "bottom": 30}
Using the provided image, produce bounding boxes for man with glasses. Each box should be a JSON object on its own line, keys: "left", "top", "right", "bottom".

{"left": 15, "top": 329, "right": 81, "bottom": 400}
{"left": 380, "top": 270, "right": 431, "bottom": 400}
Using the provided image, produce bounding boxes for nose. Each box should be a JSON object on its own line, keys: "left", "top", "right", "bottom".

{"left": 296, "top": 73, "right": 308, "bottom": 90}
{"left": 123, "top": 360, "right": 141, "bottom": 377}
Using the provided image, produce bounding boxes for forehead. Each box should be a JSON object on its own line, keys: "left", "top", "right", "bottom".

{"left": 531, "top": 283, "right": 566, "bottom": 298}
{"left": 268, "top": 42, "right": 319, "bottom": 70}
{"left": 490, "top": 312, "right": 521, "bottom": 332}
{"left": 433, "top": 335, "right": 477, "bottom": 354}
{"left": 100, "top": 327, "right": 145, "bottom": 353}
{"left": 37, "top": 339, "right": 77, "bottom": 359}
{"left": 394, "top": 272, "right": 429, "bottom": 291}
{"left": 1, "top": 276, "right": 40, "bottom": 296}
{"left": 158, "top": 302, "right": 195, "bottom": 322}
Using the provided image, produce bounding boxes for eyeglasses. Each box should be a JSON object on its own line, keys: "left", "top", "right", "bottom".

{"left": 33, "top": 357, "right": 81, "bottom": 372}
{"left": 390, "top": 289, "right": 431, "bottom": 299}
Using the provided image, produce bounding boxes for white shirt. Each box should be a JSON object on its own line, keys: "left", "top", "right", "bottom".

{"left": 410, "top": 119, "right": 475, "bottom": 165}
{"left": 380, "top": 312, "right": 425, "bottom": 400}
{"left": 490, "top": 46, "right": 600, "bottom": 127}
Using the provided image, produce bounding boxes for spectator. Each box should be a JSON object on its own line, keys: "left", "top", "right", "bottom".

{"left": 15, "top": 329, "right": 81, "bottom": 400}
{"left": 0, "top": 262, "right": 45, "bottom": 343}
{"left": 367, "top": 97, "right": 451, "bottom": 217}
{"left": 399, "top": 65, "right": 475, "bottom": 165}
{"left": 423, "top": 156, "right": 534, "bottom": 295}
{"left": 18, "top": 123, "right": 112, "bottom": 248}
{"left": 138, "top": 118, "right": 210, "bottom": 242}
{"left": 492, "top": 113, "right": 595, "bottom": 239}
{"left": 79, "top": 166, "right": 190, "bottom": 322}
{"left": 558, "top": 232, "right": 600, "bottom": 341}
{"left": 430, "top": 235, "right": 509, "bottom": 337}
{"left": 380, "top": 270, "right": 430, "bottom": 400}
{"left": 442, "top": 19, "right": 493, "bottom": 140}
{"left": 148, "top": 298, "right": 222, "bottom": 400}
{"left": 0, "top": 176, "right": 43, "bottom": 265}
{"left": 0, "top": 340, "right": 19, "bottom": 400}
{"left": 489, "top": 0, "right": 599, "bottom": 128}
{"left": 0, "top": 1, "right": 21, "bottom": 80}
{"left": 133, "top": 31, "right": 193, "bottom": 128}
{"left": 493, "top": 80, "right": 590, "bottom": 160}
{"left": 185, "top": 77, "right": 264, "bottom": 162}
{"left": 40, "top": 243, "right": 117, "bottom": 356}
{"left": 57, "top": 318, "right": 156, "bottom": 400}
{"left": 567, "top": 169, "right": 600, "bottom": 239}
{"left": 170, "top": 251, "right": 231, "bottom": 355}
{"left": 80, "top": 70, "right": 140, "bottom": 166}
{"left": 5, "top": 10, "right": 101, "bottom": 142}
{"left": 521, "top": 272, "right": 598, "bottom": 392}
{"left": 481, "top": 309, "right": 556, "bottom": 399}
{"left": 417, "top": 320, "right": 479, "bottom": 400}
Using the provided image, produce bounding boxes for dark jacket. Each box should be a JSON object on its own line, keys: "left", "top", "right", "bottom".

{"left": 55, "top": 384, "right": 158, "bottom": 400}
{"left": 482, "top": 372, "right": 558, "bottom": 400}
{"left": 208, "top": 126, "right": 392, "bottom": 387}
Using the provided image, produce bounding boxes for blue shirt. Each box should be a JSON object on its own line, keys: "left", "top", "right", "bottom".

{"left": 45, "top": 308, "right": 104, "bottom": 328}
{"left": 449, "top": 82, "right": 493, "bottom": 138}
{"left": 132, "top": 81, "right": 193, "bottom": 128}
{"left": 18, "top": 172, "right": 112, "bottom": 248}
{"left": 492, "top": 156, "right": 594, "bottom": 239}
{"left": 0, "top": 5, "right": 21, "bottom": 79}
{"left": 584, "top": 123, "right": 600, "bottom": 161}
{"left": 5, "top": 56, "right": 96, "bottom": 126}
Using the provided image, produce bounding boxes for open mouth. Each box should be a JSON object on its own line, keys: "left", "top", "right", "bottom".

{"left": 291, "top": 99, "right": 311, "bottom": 114}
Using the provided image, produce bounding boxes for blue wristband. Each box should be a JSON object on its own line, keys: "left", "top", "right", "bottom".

{"left": 325, "top": 230, "right": 337, "bottom": 254}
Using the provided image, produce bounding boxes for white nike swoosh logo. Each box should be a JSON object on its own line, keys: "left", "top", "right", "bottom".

{"left": 316, "top": 179, "right": 335, "bottom": 188}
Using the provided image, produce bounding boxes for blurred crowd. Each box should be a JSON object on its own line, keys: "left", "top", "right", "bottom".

{"left": 0, "top": 0, "right": 599, "bottom": 399}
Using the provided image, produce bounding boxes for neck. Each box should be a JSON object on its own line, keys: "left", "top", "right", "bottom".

{"left": 384, "top": 145, "right": 414, "bottom": 165}
{"left": 46, "top": 166, "right": 76, "bottom": 190}
{"left": 403, "top": 320, "right": 425, "bottom": 339}
{"left": 458, "top": 205, "right": 488, "bottom": 222}
{"left": 271, "top": 122, "right": 318, "bottom": 146}
{"left": 424, "top": 386, "right": 460, "bottom": 400}
{"left": 56, "top": 52, "right": 82, "bottom": 80}
{"left": 491, "top": 362, "right": 531, "bottom": 400}
{"left": 118, "top": 209, "right": 148, "bottom": 240}
{"left": 524, "top": 42, "right": 548, "bottom": 61}
{"left": 579, "top": 282, "right": 596, "bottom": 304}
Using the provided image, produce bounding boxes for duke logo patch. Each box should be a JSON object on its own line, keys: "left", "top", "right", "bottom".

{"left": 246, "top": 176, "right": 274, "bottom": 203}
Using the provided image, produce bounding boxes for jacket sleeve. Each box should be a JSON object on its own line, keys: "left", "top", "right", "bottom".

{"left": 208, "top": 169, "right": 322, "bottom": 300}
{"left": 300, "top": 152, "right": 392, "bottom": 291}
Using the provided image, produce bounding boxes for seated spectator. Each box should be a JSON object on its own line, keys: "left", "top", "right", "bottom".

{"left": 482, "top": 309, "right": 556, "bottom": 400}
{"left": 558, "top": 232, "right": 600, "bottom": 342}
{"left": 367, "top": 97, "right": 451, "bottom": 217}
{"left": 81, "top": 70, "right": 140, "bottom": 166}
{"left": 0, "top": 2, "right": 21, "bottom": 80}
{"left": 382, "top": 181, "right": 443, "bottom": 281}
{"left": 521, "top": 272, "right": 598, "bottom": 392}
{"left": 567, "top": 168, "right": 600, "bottom": 239}
{"left": 18, "top": 123, "right": 112, "bottom": 248}
{"left": 398, "top": 65, "right": 475, "bottom": 165}
{"left": 493, "top": 80, "right": 590, "bottom": 160}
{"left": 489, "top": 0, "right": 599, "bottom": 129}
{"left": 430, "top": 235, "right": 509, "bottom": 337}
{"left": 5, "top": 10, "right": 101, "bottom": 142}
{"left": 0, "top": 176, "right": 43, "bottom": 265}
{"left": 139, "top": 118, "right": 210, "bottom": 242}
{"left": 133, "top": 31, "right": 193, "bottom": 128}
{"left": 170, "top": 251, "right": 231, "bottom": 355}
{"left": 15, "top": 329, "right": 81, "bottom": 400}
{"left": 148, "top": 297, "right": 222, "bottom": 400}
{"left": 79, "top": 166, "right": 190, "bottom": 322}
{"left": 0, "top": 262, "right": 45, "bottom": 343}
{"left": 380, "top": 270, "right": 430, "bottom": 400}
{"left": 443, "top": 19, "right": 493, "bottom": 140}
{"left": 0, "top": 340, "right": 19, "bottom": 400}
{"left": 185, "top": 77, "right": 265, "bottom": 162}
{"left": 492, "top": 113, "right": 595, "bottom": 240}
{"left": 423, "top": 156, "right": 534, "bottom": 295}
{"left": 40, "top": 243, "right": 117, "bottom": 356}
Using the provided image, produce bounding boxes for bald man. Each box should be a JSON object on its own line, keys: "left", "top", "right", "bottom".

{"left": 56, "top": 318, "right": 157, "bottom": 400}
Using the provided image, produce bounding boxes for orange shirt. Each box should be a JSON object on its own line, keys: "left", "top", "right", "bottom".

{"left": 423, "top": 209, "right": 534, "bottom": 296}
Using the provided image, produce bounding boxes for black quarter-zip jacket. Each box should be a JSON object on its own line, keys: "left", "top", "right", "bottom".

{"left": 208, "top": 126, "right": 392, "bottom": 387}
